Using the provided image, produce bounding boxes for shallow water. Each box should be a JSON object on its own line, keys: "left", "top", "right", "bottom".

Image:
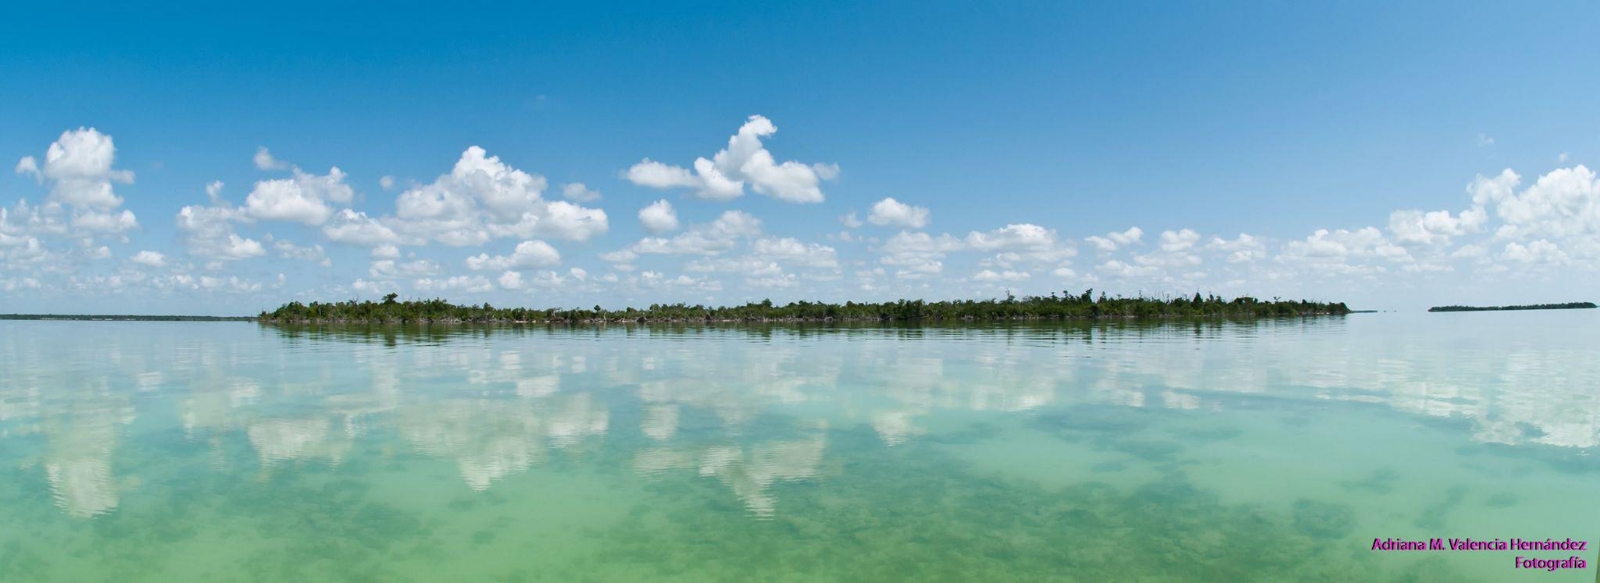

{"left": 1, "top": 313, "right": 1596, "bottom": 582}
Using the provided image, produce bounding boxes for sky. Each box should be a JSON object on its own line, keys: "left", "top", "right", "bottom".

{"left": 1, "top": 1, "right": 1597, "bottom": 315}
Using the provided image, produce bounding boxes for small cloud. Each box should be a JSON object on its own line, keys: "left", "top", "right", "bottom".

{"left": 562, "top": 182, "right": 602, "bottom": 202}
{"left": 254, "top": 146, "right": 289, "bottom": 170}
{"left": 1476, "top": 133, "right": 1495, "bottom": 147}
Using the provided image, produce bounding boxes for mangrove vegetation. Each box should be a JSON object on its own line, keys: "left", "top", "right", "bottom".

{"left": 258, "top": 291, "right": 1351, "bottom": 325}
{"left": 1428, "top": 302, "right": 1596, "bottom": 313}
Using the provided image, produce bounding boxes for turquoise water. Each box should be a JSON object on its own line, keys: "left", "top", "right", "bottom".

{"left": 0, "top": 314, "right": 1596, "bottom": 581}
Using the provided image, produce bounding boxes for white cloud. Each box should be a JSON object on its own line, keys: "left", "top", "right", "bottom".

{"left": 751, "top": 237, "right": 838, "bottom": 268}
{"left": 174, "top": 204, "right": 265, "bottom": 261}
{"left": 371, "top": 244, "right": 401, "bottom": 259}
{"left": 373, "top": 259, "right": 441, "bottom": 279}
{"left": 465, "top": 240, "right": 561, "bottom": 271}
{"left": 414, "top": 275, "right": 493, "bottom": 293}
{"left": 973, "top": 269, "right": 1030, "bottom": 282}
{"left": 379, "top": 175, "right": 396, "bottom": 190}
{"left": 497, "top": 271, "right": 525, "bottom": 290}
{"left": 323, "top": 209, "right": 402, "bottom": 247}
{"left": 1484, "top": 165, "right": 1598, "bottom": 240}
{"left": 966, "top": 224, "right": 1075, "bottom": 263}
{"left": 1501, "top": 240, "right": 1568, "bottom": 264}
{"left": 129, "top": 250, "right": 166, "bottom": 267}
{"left": 243, "top": 167, "right": 354, "bottom": 225}
{"left": 1086, "top": 227, "right": 1143, "bottom": 251}
{"left": 14, "top": 157, "right": 39, "bottom": 178}
{"left": 254, "top": 147, "right": 289, "bottom": 170}
{"left": 1207, "top": 234, "right": 1266, "bottom": 263}
{"left": 624, "top": 115, "right": 837, "bottom": 203}
{"left": 878, "top": 231, "right": 963, "bottom": 273}
{"left": 639, "top": 199, "right": 680, "bottom": 235}
{"left": 631, "top": 210, "right": 761, "bottom": 256}
{"left": 25, "top": 128, "right": 135, "bottom": 210}
{"left": 1098, "top": 259, "right": 1160, "bottom": 278}
{"left": 968, "top": 224, "right": 1051, "bottom": 250}
{"left": 274, "top": 240, "right": 330, "bottom": 265}
{"left": 867, "top": 197, "right": 930, "bottom": 228}
{"left": 840, "top": 212, "right": 864, "bottom": 228}
{"left": 562, "top": 183, "right": 602, "bottom": 202}
{"left": 352, "top": 278, "right": 389, "bottom": 295}
{"left": 600, "top": 249, "right": 637, "bottom": 264}
{"left": 70, "top": 210, "right": 139, "bottom": 235}
{"left": 1158, "top": 229, "right": 1199, "bottom": 253}
{"left": 1273, "top": 227, "right": 1411, "bottom": 277}
{"left": 1387, "top": 208, "right": 1484, "bottom": 246}
{"left": 393, "top": 146, "right": 607, "bottom": 245}
{"left": 1477, "top": 133, "right": 1495, "bottom": 147}
{"left": 11, "top": 128, "right": 140, "bottom": 239}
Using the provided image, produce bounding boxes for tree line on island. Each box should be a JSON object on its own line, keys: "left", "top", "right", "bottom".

{"left": 1428, "top": 302, "right": 1596, "bottom": 313}
{"left": 257, "top": 290, "right": 1351, "bottom": 325}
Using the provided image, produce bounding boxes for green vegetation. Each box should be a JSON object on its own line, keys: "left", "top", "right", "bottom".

{"left": 1428, "top": 302, "right": 1596, "bottom": 312}
{"left": 258, "top": 290, "right": 1350, "bottom": 324}
{"left": 0, "top": 314, "right": 254, "bottom": 321}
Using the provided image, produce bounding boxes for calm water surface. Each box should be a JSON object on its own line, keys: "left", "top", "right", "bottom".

{"left": 1, "top": 313, "right": 1596, "bottom": 582}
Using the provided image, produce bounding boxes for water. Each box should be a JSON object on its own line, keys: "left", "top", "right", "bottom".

{"left": 1, "top": 313, "right": 1595, "bottom": 582}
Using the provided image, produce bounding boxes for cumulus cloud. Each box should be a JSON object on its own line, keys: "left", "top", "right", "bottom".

{"left": 973, "top": 269, "right": 1031, "bottom": 282}
{"left": 630, "top": 210, "right": 761, "bottom": 256}
{"left": 174, "top": 203, "right": 265, "bottom": 261}
{"left": 323, "top": 209, "right": 402, "bottom": 247}
{"left": 465, "top": 240, "right": 561, "bottom": 271}
{"left": 751, "top": 237, "right": 838, "bottom": 268}
{"left": 392, "top": 146, "right": 607, "bottom": 245}
{"left": 639, "top": 199, "right": 680, "bottom": 235}
{"left": 562, "top": 183, "right": 602, "bottom": 202}
{"left": 12, "top": 128, "right": 140, "bottom": 238}
{"left": 244, "top": 167, "right": 354, "bottom": 225}
{"left": 254, "top": 147, "right": 289, "bottom": 171}
{"left": 370, "top": 259, "right": 441, "bottom": 279}
{"left": 876, "top": 231, "right": 964, "bottom": 277}
{"left": 1207, "top": 234, "right": 1266, "bottom": 263}
{"left": 867, "top": 198, "right": 930, "bottom": 228}
{"left": 414, "top": 275, "right": 494, "bottom": 293}
{"left": 1158, "top": 229, "right": 1200, "bottom": 253}
{"left": 274, "top": 240, "right": 330, "bottom": 266}
{"left": 965, "top": 224, "right": 1075, "bottom": 264}
{"left": 1387, "top": 208, "right": 1485, "bottom": 246}
{"left": 1501, "top": 240, "right": 1568, "bottom": 264}
{"left": 129, "top": 250, "right": 166, "bottom": 267}
{"left": 624, "top": 115, "right": 838, "bottom": 203}
{"left": 1085, "top": 227, "right": 1142, "bottom": 252}
{"left": 1484, "top": 165, "right": 1598, "bottom": 240}
{"left": 497, "top": 270, "right": 525, "bottom": 290}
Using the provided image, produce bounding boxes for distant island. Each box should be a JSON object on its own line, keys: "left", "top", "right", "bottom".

{"left": 1428, "top": 302, "right": 1597, "bottom": 313}
{"left": 258, "top": 291, "right": 1350, "bottom": 325}
{"left": 0, "top": 314, "right": 255, "bottom": 322}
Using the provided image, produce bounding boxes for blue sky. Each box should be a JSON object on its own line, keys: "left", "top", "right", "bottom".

{"left": 2, "top": 1, "right": 1597, "bottom": 314}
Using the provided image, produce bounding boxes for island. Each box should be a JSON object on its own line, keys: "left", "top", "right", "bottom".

{"left": 257, "top": 290, "right": 1350, "bottom": 325}
{"left": 0, "top": 314, "right": 255, "bottom": 321}
{"left": 1428, "top": 302, "right": 1597, "bottom": 313}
